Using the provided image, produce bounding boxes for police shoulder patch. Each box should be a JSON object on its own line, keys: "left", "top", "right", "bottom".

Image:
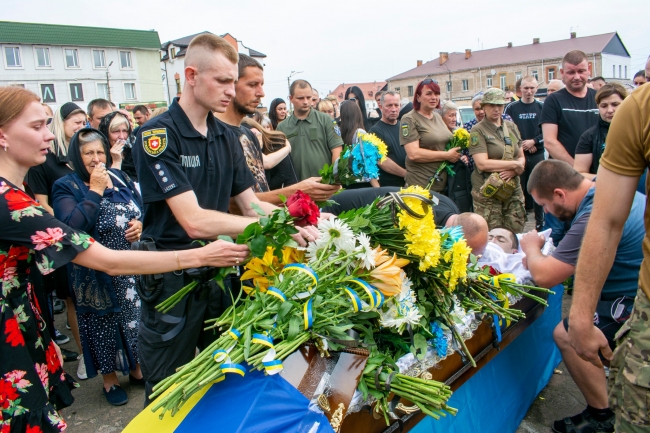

{"left": 470, "top": 131, "right": 479, "bottom": 146}
{"left": 401, "top": 123, "right": 410, "bottom": 137}
{"left": 142, "top": 128, "right": 168, "bottom": 157}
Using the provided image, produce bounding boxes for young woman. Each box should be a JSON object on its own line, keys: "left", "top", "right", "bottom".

{"left": 0, "top": 86, "right": 249, "bottom": 433}
{"left": 344, "top": 86, "right": 371, "bottom": 131}
{"left": 268, "top": 98, "right": 288, "bottom": 130}
{"left": 339, "top": 100, "right": 379, "bottom": 189}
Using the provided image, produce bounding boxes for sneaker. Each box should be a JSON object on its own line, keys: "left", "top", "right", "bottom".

{"left": 77, "top": 354, "right": 88, "bottom": 380}
{"left": 552, "top": 409, "right": 614, "bottom": 433}
{"left": 103, "top": 385, "right": 128, "bottom": 406}
{"left": 53, "top": 298, "right": 65, "bottom": 314}
{"left": 54, "top": 329, "right": 69, "bottom": 345}
{"left": 60, "top": 348, "right": 79, "bottom": 362}
{"left": 65, "top": 320, "right": 71, "bottom": 330}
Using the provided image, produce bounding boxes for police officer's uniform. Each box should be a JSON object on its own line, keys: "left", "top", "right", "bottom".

{"left": 133, "top": 98, "right": 255, "bottom": 402}
{"left": 469, "top": 89, "right": 526, "bottom": 232}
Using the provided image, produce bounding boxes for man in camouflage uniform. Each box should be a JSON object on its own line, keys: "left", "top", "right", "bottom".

{"left": 468, "top": 88, "right": 526, "bottom": 233}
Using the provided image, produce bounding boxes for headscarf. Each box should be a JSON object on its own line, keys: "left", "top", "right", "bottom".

{"left": 68, "top": 127, "right": 113, "bottom": 183}
{"left": 97, "top": 111, "right": 132, "bottom": 146}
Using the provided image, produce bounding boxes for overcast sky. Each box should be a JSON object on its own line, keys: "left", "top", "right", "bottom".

{"left": 6, "top": 0, "right": 650, "bottom": 106}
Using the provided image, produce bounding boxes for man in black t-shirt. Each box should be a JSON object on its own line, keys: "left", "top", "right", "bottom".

{"left": 369, "top": 91, "right": 406, "bottom": 187}
{"left": 133, "top": 36, "right": 317, "bottom": 404}
{"left": 216, "top": 54, "right": 340, "bottom": 205}
{"left": 540, "top": 50, "right": 598, "bottom": 164}
{"left": 505, "top": 76, "right": 545, "bottom": 230}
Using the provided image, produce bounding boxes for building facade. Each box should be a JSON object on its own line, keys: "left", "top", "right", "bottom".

{"left": 387, "top": 32, "right": 631, "bottom": 106}
{"left": 160, "top": 31, "right": 266, "bottom": 104}
{"left": 0, "top": 21, "right": 165, "bottom": 110}
{"left": 328, "top": 81, "right": 387, "bottom": 113}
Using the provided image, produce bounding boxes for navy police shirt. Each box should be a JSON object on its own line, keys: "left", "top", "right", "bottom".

{"left": 133, "top": 98, "right": 255, "bottom": 250}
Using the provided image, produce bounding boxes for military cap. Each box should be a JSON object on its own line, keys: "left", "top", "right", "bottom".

{"left": 481, "top": 88, "right": 507, "bottom": 106}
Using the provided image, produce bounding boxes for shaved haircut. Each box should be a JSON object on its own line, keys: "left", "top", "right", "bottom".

{"left": 184, "top": 33, "right": 238, "bottom": 71}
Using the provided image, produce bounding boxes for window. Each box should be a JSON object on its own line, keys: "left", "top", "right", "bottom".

{"left": 462, "top": 79, "right": 469, "bottom": 91}
{"left": 548, "top": 67, "right": 556, "bottom": 81}
{"left": 35, "top": 47, "right": 50, "bottom": 67}
{"left": 93, "top": 50, "right": 106, "bottom": 68}
{"left": 124, "top": 83, "right": 136, "bottom": 100}
{"left": 395, "top": 87, "right": 400, "bottom": 94}
{"left": 500, "top": 74, "right": 506, "bottom": 90}
{"left": 4, "top": 46, "right": 21, "bottom": 67}
{"left": 407, "top": 86, "right": 414, "bottom": 97}
{"left": 65, "top": 49, "right": 79, "bottom": 68}
{"left": 69, "top": 83, "right": 84, "bottom": 101}
{"left": 486, "top": 75, "right": 493, "bottom": 87}
{"left": 97, "top": 83, "right": 109, "bottom": 100}
{"left": 120, "top": 51, "right": 132, "bottom": 68}
{"left": 446, "top": 81, "right": 452, "bottom": 92}
{"left": 515, "top": 71, "right": 522, "bottom": 82}
{"left": 41, "top": 84, "right": 56, "bottom": 103}
{"left": 531, "top": 70, "right": 539, "bottom": 82}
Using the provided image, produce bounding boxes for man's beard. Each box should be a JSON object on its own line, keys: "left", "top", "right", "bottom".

{"left": 233, "top": 98, "right": 256, "bottom": 116}
{"left": 553, "top": 204, "right": 575, "bottom": 222}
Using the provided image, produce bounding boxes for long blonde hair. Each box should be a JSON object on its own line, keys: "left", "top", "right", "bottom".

{"left": 49, "top": 107, "right": 84, "bottom": 157}
{"left": 241, "top": 117, "right": 288, "bottom": 154}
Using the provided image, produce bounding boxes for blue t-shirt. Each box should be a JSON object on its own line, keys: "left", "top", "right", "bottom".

{"left": 552, "top": 187, "right": 645, "bottom": 299}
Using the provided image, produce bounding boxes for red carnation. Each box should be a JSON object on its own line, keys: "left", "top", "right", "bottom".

{"left": 488, "top": 266, "right": 500, "bottom": 276}
{"left": 285, "top": 191, "right": 320, "bottom": 227}
{"left": 0, "top": 379, "right": 19, "bottom": 409}
{"left": 45, "top": 342, "right": 60, "bottom": 373}
{"left": 4, "top": 316, "right": 24, "bottom": 347}
{"left": 5, "top": 189, "right": 38, "bottom": 212}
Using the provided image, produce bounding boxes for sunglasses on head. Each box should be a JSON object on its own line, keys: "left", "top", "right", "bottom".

{"left": 421, "top": 78, "right": 438, "bottom": 85}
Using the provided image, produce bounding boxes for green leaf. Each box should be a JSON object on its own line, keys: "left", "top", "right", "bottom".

{"left": 288, "top": 316, "right": 301, "bottom": 340}
{"left": 278, "top": 194, "right": 287, "bottom": 203}
{"left": 250, "top": 202, "right": 266, "bottom": 216}
{"left": 358, "top": 378, "right": 369, "bottom": 399}
{"left": 244, "top": 326, "right": 252, "bottom": 360}
{"left": 277, "top": 301, "right": 294, "bottom": 320}
{"left": 413, "top": 333, "right": 428, "bottom": 360}
{"left": 250, "top": 235, "right": 267, "bottom": 257}
{"left": 217, "top": 235, "right": 234, "bottom": 243}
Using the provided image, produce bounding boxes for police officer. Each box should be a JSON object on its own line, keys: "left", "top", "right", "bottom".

{"left": 133, "top": 34, "right": 316, "bottom": 404}
{"left": 468, "top": 88, "right": 526, "bottom": 232}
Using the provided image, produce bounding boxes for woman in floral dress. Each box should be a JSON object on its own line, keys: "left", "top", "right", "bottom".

{"left": 0, "top": 86, "right": 250, "bottom": 433}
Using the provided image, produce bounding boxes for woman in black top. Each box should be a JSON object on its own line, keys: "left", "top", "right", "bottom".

{"left": 268, "top": 98, "right": 287, "bottom": 130}
{"left": 345, "top": 86, "right": 371, "bottom": 131}
{"left": 339, "top": 100, "right": 379, "bottom": 189}
{"left": 574, "top": 83, "right": 627, "bottom": 177}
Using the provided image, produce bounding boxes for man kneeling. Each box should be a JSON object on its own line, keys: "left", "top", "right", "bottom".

{"left": 520, "top": 160, "right": 644, "bottom": 433}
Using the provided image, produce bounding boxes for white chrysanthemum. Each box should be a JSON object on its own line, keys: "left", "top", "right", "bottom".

{"left": 379, "top": 301, "right": 422, "bottom": 330}
{"left": 355, "top": 233, "right": 377, "bottom": 270}
{"left": 317, "top": 218, "right": 356, "bottom": 253}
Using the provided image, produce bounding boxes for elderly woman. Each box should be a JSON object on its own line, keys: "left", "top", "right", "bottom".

{"left": 400, "top": 79, "right": 459, "bottom": 191}
{"left": 574, "top": 83, "right": 627, "bottom": 177}
{"left": 469, "top": 88, "right": 526, "bottom": 232}
{"left": 464, "top": 92, "right": 514, "bottom": 132}
{"left": 52, "top": 128, "right": 144, "bottom": 406}
{"left": 98, "top": 111, "right": 136, "bottom": 180}
{"left": 0, "top": 86, "right": 249, "bottom": 432}
{"left": 441, "top": 100, "right": 459, "bottom": 132}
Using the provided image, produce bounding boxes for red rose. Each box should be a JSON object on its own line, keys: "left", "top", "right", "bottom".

{"left": 26, "top": 425, "right": 43, "bottom": 433}
{"left": 5, "top": 189, "right": 38, "bottom": 212}
{"left": 487, "top": 266, "right": 500, "bottom": 276}
{"left": 0, "top": 379, "right": 19, "bottom": 409}
{"left": 4, "top": 316, "right": 24, "bottom": 347}
{"left": 285, "top": 191, "right": 320, "bottom": 227}
{"left": 45, "top": 341, "right": 60, "bottom": 373}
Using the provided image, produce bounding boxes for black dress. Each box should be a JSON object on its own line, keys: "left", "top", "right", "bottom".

{"left": 0, "top": 179, "right": 94, "bottom": 432}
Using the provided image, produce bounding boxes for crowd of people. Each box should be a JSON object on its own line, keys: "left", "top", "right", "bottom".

{"left": 1, "top": 30, "right": 649, "bottom": 433}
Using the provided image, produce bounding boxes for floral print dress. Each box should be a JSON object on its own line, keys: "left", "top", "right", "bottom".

{"left": 0, "top": 179, "right": 94, "bottom": 433}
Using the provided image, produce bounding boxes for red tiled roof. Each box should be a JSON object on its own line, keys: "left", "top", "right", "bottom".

{"left": 388, "top": 33, "right": 626, "bottom": 80}
{"left": 328, "top": 82, "right": 387, "bottom": 102}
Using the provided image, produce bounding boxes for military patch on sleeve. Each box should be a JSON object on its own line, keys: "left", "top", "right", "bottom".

{"left": 401, "top": 123, "right": 409, "bottom": 137}
{"left": 149, "top": 161, "right": 177, "bottom": 194}
{"left": 470, "top": 132, "right": 479, "bottom": 146}
{"left": 142, "top": 128, "right": 168, "bottom": 157}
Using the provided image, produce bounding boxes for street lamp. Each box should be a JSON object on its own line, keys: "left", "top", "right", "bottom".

{"left": 287, "top": 71, "right": 303, "bottom": 110}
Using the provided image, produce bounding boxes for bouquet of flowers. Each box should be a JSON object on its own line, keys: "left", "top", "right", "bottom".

{"left": 431, "top": 127, "right": 470, "bottom": 183}
{"left": 320, "top": 132, "right": 388, "bottom": 185}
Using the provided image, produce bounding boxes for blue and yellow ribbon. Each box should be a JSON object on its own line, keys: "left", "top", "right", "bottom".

{"left": 266, "top": 286, "right": 287, "bottom": 303}
{"left": 282, "top": 264, "right": 319, "bottom": 287}
{"left": 221, "top": 363, "right": 246, "bottom": 377}
{"left": 303, "top": 298, "right": 314, "bottom": 330}
{"left": 343, "top": 286, "right": 363, "bottom": 312}
{"left": 262, "top": 359, "right": 284, "bottom": 375}
{"left": 480, "top": 273, "right": 516, "bottom": 288}
{"left": 349, "top": 279, "right": 376, "bottom": 309}
{"left": 227, "top": 328, "right": 241, "bottom": 341}
{"left": 251, "top": 333, "right": 274, "bottom": 349}
{"left": 212, "top": 349, "right": 229, "bottom": 363}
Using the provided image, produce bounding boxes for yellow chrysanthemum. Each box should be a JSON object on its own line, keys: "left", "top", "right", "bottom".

{"left": 362, "top": 132, "right": 388, "bottom": 162}
{"left": 453, "top": 127, "right": 470, "bottom": 150}
{"left": 443, "top": 239, "right": 471, "bottom": 291}
{"left": 397, "top": 186, "right": 441, "bottom": 272}
{"left": 240, "top": 246, "right": 279, "bottom": 292}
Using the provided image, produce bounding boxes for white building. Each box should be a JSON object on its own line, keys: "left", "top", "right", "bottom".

{"left": 0, "top": 21, "right": 165, "bottom": 110}
{"left": 160, "top": 31, "right": 266, "bottom": 104}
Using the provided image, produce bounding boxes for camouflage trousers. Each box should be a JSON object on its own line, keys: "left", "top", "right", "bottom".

{"left": 471, "top": 189, "right": 526, "bottom": 233}
{"left": 608, "top": 288, "right": 650, "bottom": 432}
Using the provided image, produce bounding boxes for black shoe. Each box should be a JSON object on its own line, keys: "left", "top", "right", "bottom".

{"left": 129, "top": 374, "right": 145, "bottom": 386}
{"left": 552, "top": 409, "right": 614, "bottom": 433}
{"left": 53, "top": 298, "right": 65, "bottom": 314}
{"left": 103, "top": 385, "right": 129, "bottom": 406}
{"left": 60, "top": 348, "right": 79, "bottom": 362}
{"left": 54, "top": 329, "right": 70, "bottom": 345}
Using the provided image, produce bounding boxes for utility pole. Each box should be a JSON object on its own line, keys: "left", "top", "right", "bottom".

{"left": 286, "top": 71, "right": 303, "bottom": 110}
{"left": 106, "top": 61, "right": 114, "bottom": 102}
